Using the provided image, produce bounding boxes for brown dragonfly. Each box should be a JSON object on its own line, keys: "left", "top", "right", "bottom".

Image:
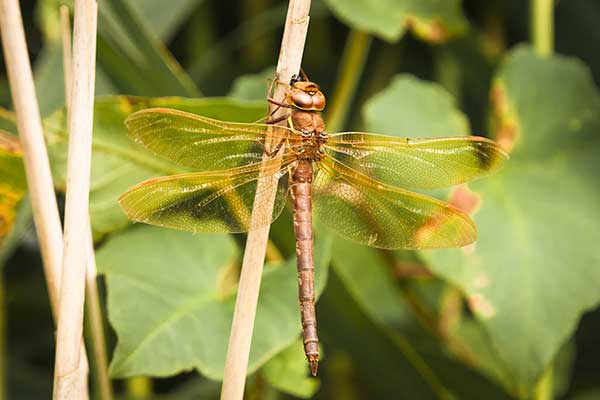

{"left": 119, "top": 73, "right": 507, "bottom": 376}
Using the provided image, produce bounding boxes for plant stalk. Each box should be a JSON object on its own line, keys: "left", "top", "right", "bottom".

{"left": 534, "top": 366, "right": 553, "bottom": 400}
{"left": 60, "top": 8, "right": 113, "bottom": 399}
{"left": 531, "top": 0, "right": 554, "bottom": 56}
{"left": 220, "top": 1, "right": 312, "bottom": 399}
{"left": 325, "top": 30, "right": 372, "bottom": 132}
{"left": 126, "top": 377, "right": 153, "bottom": 398}
{"left": 53, "top": 0, "right": 98, "bottom": 398}
{"left": 0, "top": 0, "right": 90, "bottom": 398}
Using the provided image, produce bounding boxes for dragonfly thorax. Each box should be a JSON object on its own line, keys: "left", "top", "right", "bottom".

{"left": 292, "top": 110, "right": 328, "bottom": 160}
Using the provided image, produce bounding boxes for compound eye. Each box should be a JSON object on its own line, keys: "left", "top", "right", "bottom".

{"left": 319, "top": 131, "right": 328, "bottom": 138}
{"left": 312, "top": 92, "right": 326, "bottom": 110}
{"left": 291, "top": 91, "right": 313, "bottom": 109}
{"left": 301, "top": 130, "right": 312, "bottom": 137}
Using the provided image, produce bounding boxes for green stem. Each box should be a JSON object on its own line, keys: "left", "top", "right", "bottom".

{"left": 326, "top": 30, "right": 373, "bottom": 132}
{"left": 85, "top": 269, "right": 113, "bottom": 400}
{"left": 126, "top": 377, "right": 153, "bottom": 399}
{"left": 531, "top": 0, "right": 554, "bottom": 56}
{"left": 534, "top": 366, "right": 553, "bottom": 400}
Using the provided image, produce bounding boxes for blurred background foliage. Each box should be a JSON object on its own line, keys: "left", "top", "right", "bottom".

{"left": 1, "top": 0, "right": 600, "bottom": 399}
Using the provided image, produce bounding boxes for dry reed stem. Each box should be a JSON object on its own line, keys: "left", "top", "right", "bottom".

{"left": 59, "top": 8, "right": 113, "bottom": 399}
{"left": 220, "top": 1, "right": 311, "bottom": 399}
{"left": 0, "top": 1, "right": 89, "bottom": 398}
{"left": 0, "top": 0, "right": 63, "bottom": 318}
{"left": 53, "top": 0, "right": 98, "bottom": 398}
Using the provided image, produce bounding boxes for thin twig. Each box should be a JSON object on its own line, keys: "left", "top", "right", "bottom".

{"left": 60, "top": 7, "right": 113, "bottom": 400}
{"left": 220, "top": 1, "right": 311, "bottom": 399}
{"left": 53, "top": 0, "right": 98, "bottom": 398}
{"left": 0, "top": 1, "right": 90, "bottom": 398}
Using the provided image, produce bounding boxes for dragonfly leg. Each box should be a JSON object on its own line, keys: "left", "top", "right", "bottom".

{"left": 267, "top": 97, "right": 289, "bottom": 109}
{"left": 265, "top": 113, "right": 289, "bottom": 125}
{"left": 264, "top": 137, "right": 286, "bottom": 157}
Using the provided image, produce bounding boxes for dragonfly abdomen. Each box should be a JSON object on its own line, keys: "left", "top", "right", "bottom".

{"left": 291, "top": 159, "right": 319, "bottom": 376}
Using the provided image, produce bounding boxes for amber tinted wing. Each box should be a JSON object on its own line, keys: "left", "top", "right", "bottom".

{"left": 125, "top": 108, "right": 298, "bottom": 170}
{"left": 325, "top": 133, "right": 507, "bottom": 189}
{"left": 313, "top": 156, "right": 476, "bottom": 249}
{"left": 119, "top": 156, "right": 294, "bottom": 233}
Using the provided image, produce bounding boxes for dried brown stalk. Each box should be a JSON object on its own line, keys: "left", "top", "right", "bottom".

{"left": 53, "top": 0, "right": 98, "bottom": 398}
{"left": 0, "top": 0, "right": 90, "bottom": 398}
{"left": 220, "top": 1, "right": 312, "bottom": 399}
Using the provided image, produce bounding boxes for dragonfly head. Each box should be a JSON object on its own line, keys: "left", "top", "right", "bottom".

{"left": 288, "top": 79, "right": 326, "bottom": 112}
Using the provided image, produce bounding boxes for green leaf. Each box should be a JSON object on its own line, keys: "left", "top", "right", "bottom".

{"left": 98, "top": 0, "right": 199, "bottom": 96}
{"left": 34, "top": 0, "right": 198, "bottom": 98}
{"left": 131, "top": 0, "right": 204, "bottom": 42}
{"left": 97, "top": 227, "right": 332, "bottom": 379}
{"left": 422, "top": 46, "right": 600, "bottom": 397}
{"left": 363, "top": 75, "right": 470, "bottom": 138}
{"left": 329, "top": 239, "right": 513, "bottom": 399}
{"left": 0, "top": 132, "right": 26, "bottom": 250}
{"left": 44, "top": 96, "right": 265, "bottom": 238}
{"left": 262, "top": 339, "right": 320, "bottom": 398}
{"left": 358, "top": 73, "right": 520, "bottom": 397}
{"left": 228, "top": 67, "right": 275, "bottom": 101}
{"left": 323, "top": 0, "right": 468, "bottom": 43}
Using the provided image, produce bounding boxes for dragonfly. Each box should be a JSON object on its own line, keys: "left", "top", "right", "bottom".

{"left": 119, "top": 73, "right": 508, "bottom": 376}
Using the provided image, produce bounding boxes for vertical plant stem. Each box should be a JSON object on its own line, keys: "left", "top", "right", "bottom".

{"left": 85, "top": 238, "right": 114, "bottom": 400}
{"left": 534, "top": 367, "right": 553, "bottom": 400}
{"left": 220, "top": 1, "right": 311, "bottom": 399}
{"left": 0, "top": 0, "right": 63, "bottom": 325}
{"left": 531, "top": 0, "right": 554, "bottom": 56}
{"left": 126, "top": 377, "right": 153, "bottom": 398}
{"left": 53, "top": 0, "right": 98, "bottom": 398}
{"left": 60, "top": 8, "right": 113, "bottom": 400}
{"left": 532, "top": 1, "right": 553, "bottom": 396}
{"left": 325, "top": 30, "right": 372, "bottom": 132}
{"left": 0, "top": 0, "right": 90, "bottom": 398}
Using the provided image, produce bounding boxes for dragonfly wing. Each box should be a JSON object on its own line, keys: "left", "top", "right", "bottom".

{"left": 119, "top": 157, "right": 293, "bottom": 233}
{"left": 125, "top": 108, "right": 296, "bottom": 170}
{"left": 325, "top": 133, "right": 507, "bottom": 189}
{"left": 313, "top": 156, "right": 476, "bottom": 249}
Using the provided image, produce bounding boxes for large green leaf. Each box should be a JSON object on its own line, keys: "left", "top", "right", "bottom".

{"left": 422, "top": 47, "right": 600, "bottom": 397}
{"left": 362, "top": 74, "right": 470, "bottom": 138}
{"left": 96, "top": 226, "right": 332, "bottom": 379}
{"left": 44, "top": 96, "right": 265, "bottom": 238}
{"left": 330, "top": 239, "right": 514, "bottom": 399}
{"left": 323, "top": 0, "right": 468, "bottom": 43}
{"left": 353, "top": 73, "right": 520, "bottom": 396}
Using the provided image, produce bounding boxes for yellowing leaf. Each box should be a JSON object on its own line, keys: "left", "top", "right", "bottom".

{"left": 0, "top": 132, "right": 26, "bottom": 247}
